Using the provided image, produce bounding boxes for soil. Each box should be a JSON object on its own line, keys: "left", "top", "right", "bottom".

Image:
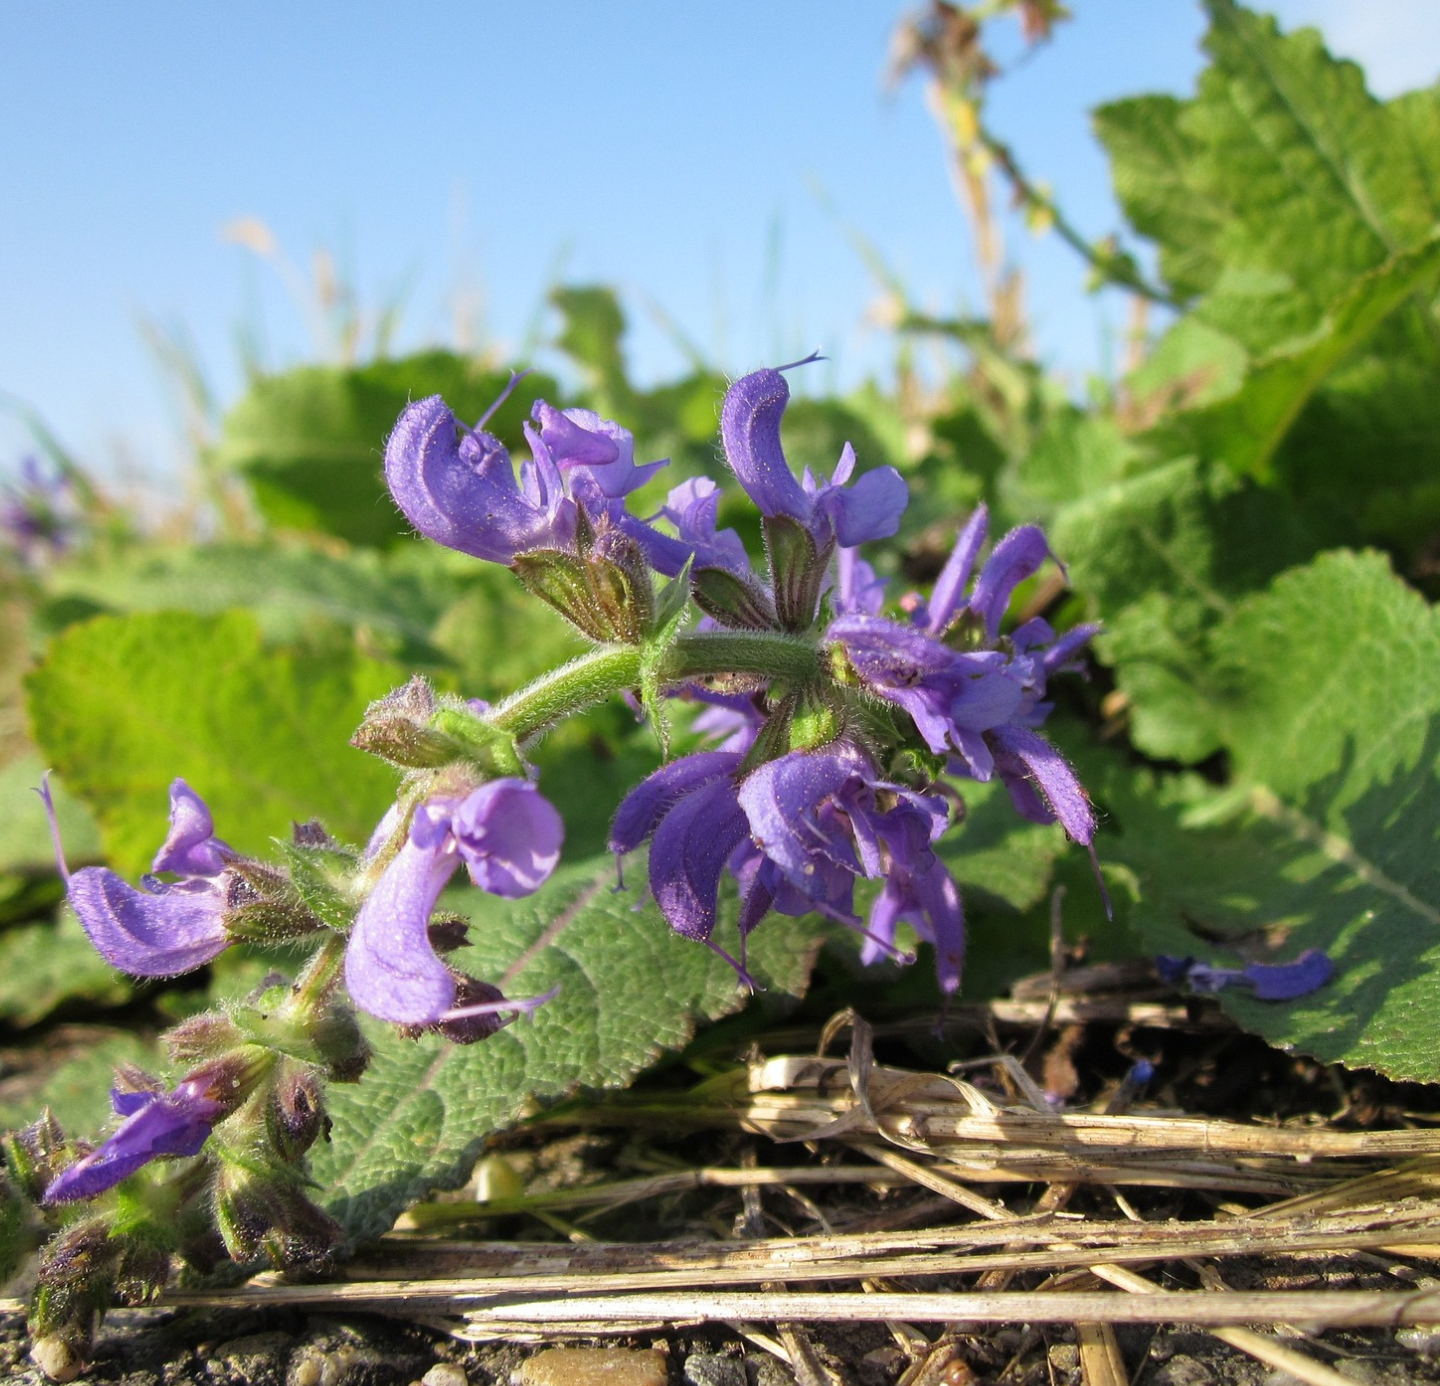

{"left": 10, "top": 985, "right": 1440, "bottom": 1384}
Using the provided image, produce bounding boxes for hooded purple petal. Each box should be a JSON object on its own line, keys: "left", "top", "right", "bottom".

{"left": 344, "top": 836, "right": 459, "bottom": 1024}
{"left": 924, "top": 505, "right": 989, "bottom": 636}
{"left": 649, "top": 775, "right": 751, "bottom": 942}
{"left": 451, "top": 779, "right": 564, "bottom": 898}
{"left": 719, "top": 369, "right": 812, "bottom": 522}
{"left": 869, "top": 859, "right": 966, "bottom": 995}
{"left": 385, "top": 395, "right": 575, "bottom": 563}
{"left": 68, "top": 868, "right": 230, "bottom": 977}
{"left": 530, "top": 403, "right": 667, "bottom": 499}
{"left": 610, "top": 751, "right": 745, "bottom": 856}
{"left": 968, "top": 524, "right": 1055, "bottom": 640}
{"left": 43, "top": 1079, "right": 224, "bottom": 1204}
{"left": 152, "top": 779, "right": 230, "bottom": 877}
{"left": 988, "top": 725, "right": 1095, "bottom": 846}
{"left": 736, "top": 746, "right": 868, "bottom": 888}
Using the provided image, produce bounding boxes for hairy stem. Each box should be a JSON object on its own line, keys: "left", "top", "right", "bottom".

{"left": 488, "top": 631, "right": 821, "bottom": 742}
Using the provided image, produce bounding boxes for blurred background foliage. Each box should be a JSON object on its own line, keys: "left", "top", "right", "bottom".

{"left": 3, "top": 0, "right": 1440, "bottom": 1167}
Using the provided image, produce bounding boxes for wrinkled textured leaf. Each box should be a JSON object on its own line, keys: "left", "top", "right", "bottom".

{"left": 213, "top": 352, "right": 558, "bottom": 548}
{"left": 312, "top": 851, "right": 823, "bottom": 1241}
{"left": 26, "top": 612, "right": 403, "bottom": 876}
{"left": 1052, "top": 457, "right": 1328, "bottom": 762}
{"left": 1151, "top": 237, "right": 1440, "bottom": 481}
{"left": 1099, "top": 551, "right": 1440, "bottom": 1079}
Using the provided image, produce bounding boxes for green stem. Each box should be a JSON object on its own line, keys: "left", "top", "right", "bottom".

{"left": 488, "top": 630, "right": 821, "bottom": 742}
{"left": 283, "top": 930, "right": 348, "bottom": 1019}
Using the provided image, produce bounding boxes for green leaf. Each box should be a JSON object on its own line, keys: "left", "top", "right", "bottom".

{"left": 0, "top": 910, "right": 130, "bottom": 1025}
{"left": 1209, "top": 550, "right": 1440, "bottom": 804}
{"left": 1052, "top": 457, "right": 1328, "bottom": 762}
{"left": 35, "top": 541, "right": 459, "bottom": 663}
{"left": 1098, "top": 551, "right": 1440, "bottom": 1080}
{"left": 551, "top": 287, "right": 634, "bottom": 413}
{"left": 1098, "top": 751, "right": 1440, "bottom": 1083}
{"left": 1093, "top": 93, "right": 1224, "bottom": 301}
{"left": 26, "top": 612, "right": 403, "bottom": 876}
{"left": 1149, "top": 236, "right": 1440, "bottom": 481}
{"left": 311, "top": 852, "right": 823, "bottom": 1241}
{"left": 213, "top": 352, "right": 558, "bottom": 548}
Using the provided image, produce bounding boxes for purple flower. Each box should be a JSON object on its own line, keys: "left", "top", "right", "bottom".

{"left": 40, "top": 777, "right": 232, "bottom": 977}
{"left": 628, "top": 477, "right": 751, "bottom": 578}
{"left": 527, "top": 403, "right": 666, "bottom": 502}
{"left": 42, "top": 1079, "right": 224, "bottom": 1205}
{"left": 345, "top": 779, "right": 563, "bottom": 1025}
{"left": 152, "top": 778, "right": 232, "bottom": 876}
{"left": 905, "top": 505, "right": 1063, "bottom": 642}
{"left": 385, "top": 395, "right": 578, "bottom": 564}
{"left": 832, "top": 547, "right": 887, "bottom": 617}
{"left": 736, "top": 744, "right": 965, "bottom": 991}
{"left": 987, "top": 724, "right": 1096, "bottom": 847}
{"left": 719, "top": 367, "right": 907, "bottom": 548}
{"left": 828, "top": 615, "right": 1024, "bottom": 774}
{"left": 1157, "top": 949, "right": 1334, "bottom": 1001}
{"left": 609, "top": 752, "right": 754, "bottom": 969}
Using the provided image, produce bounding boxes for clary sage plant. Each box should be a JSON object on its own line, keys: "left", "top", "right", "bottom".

{"left": 11, "top": 360, "right": 1112, "bottom": 1379}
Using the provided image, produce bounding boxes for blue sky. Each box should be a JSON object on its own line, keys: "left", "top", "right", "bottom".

{"left": 2, "top": 1, "right": 1437, "bottom": 477}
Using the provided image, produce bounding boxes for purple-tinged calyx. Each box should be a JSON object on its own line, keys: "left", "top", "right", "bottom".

{"left": 1156, "top": 949, "right": 1334, "bottom": 1002}
{"left": 719, "top": 367, "right": 907, "bottom": 549}
{"left": 344, "top": 779, "right": 563, "bottom": 1025}
{"left": 40, "top": 775, "right": 233, "bottom": 977}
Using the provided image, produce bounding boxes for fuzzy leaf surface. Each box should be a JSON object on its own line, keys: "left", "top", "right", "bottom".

{"left": 311, "top": 852, "right": 822, "bottom": 1242}
{"left": 26, "top": 611, "right": 403, "bottom": 876}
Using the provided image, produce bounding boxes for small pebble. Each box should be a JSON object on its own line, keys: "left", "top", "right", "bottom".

{"left": 684, "top": 1352, "right": 746, "bottom": 1386}
{"left": 519, "top": 1347, "right": 667, "bottom": 1386}
{"left": 1047, "top": 1343, "right": 1079, "bottom": 1373}
{"left": 422, "top": 1366, "right": 470, "bottom": 1386}
{"left": 288, "top": 1343, "right": 362, "bottom": 1386}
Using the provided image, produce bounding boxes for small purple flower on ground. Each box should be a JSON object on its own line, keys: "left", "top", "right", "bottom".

{"left": 1156, "top": 949, "right": 1335, "bottom": 1001}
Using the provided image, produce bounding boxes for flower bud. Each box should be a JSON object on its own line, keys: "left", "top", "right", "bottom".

{"left": 164, "top": 1010, "right": 245, "bottom": 1067}
{"left": 351, "top": 677, "right": 468, "bottom": 769}
{"left": 306, "top": 1000, "right": 372, "bottom": 1083}
{"left": 221, "top": 861, "right": 324, "bottom": 944}
{"left": 3, "top": 1111, "right": 84, "bottom": 1204}
{"left": 29, "top": 1216, "right": 123, "bottom": 1381}
{"left": 213, "top": 1163, "right": 343, "bottom": 1271}
{"left": 265, "top": 1068, "right": 329, "bottom": 1163}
